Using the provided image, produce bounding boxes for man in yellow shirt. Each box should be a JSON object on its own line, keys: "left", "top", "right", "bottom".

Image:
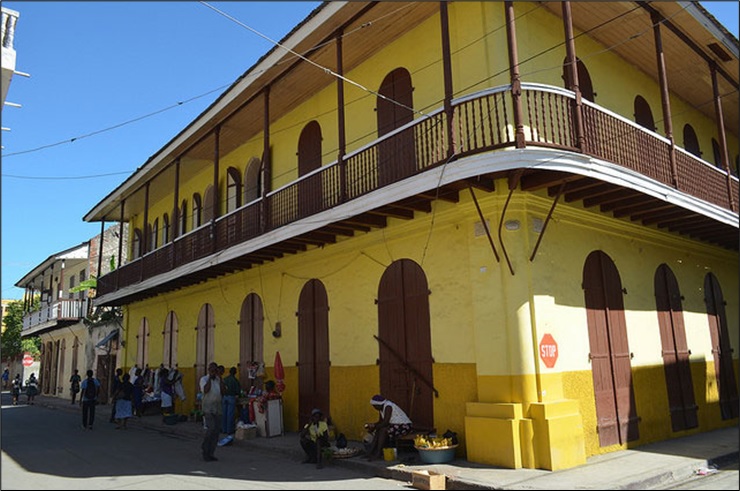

{"left": 300, "top": 408, "right": 330, "bottom": 469}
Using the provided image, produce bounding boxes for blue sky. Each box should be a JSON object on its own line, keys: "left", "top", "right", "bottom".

{"left": 1, "top": 1, "right": 738, "bottom": 300}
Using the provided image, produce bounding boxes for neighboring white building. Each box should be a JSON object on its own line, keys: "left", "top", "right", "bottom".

{"left": 1, "top": 7, "right": 20, "bottom": 109}
{"left": 16, "top": 224, "right": 127, "bottom": 403}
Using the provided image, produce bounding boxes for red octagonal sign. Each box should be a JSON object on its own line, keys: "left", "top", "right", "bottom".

{"left": 539, "top": 334, "right": 558, "bottom": 368}
{"left": 22, "top": 353, "right": 34, "bottom": 367}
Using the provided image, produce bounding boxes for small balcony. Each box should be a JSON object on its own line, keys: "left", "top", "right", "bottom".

{"left": 96, "top": 83, "right": 739, "bottom": 304}
{"left": 22, "top": 298, "right": 89, "bottom": 335}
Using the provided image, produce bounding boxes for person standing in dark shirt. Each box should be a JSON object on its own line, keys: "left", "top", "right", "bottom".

{"left": 222, "top": 366, "right": 241, "bottom": 435}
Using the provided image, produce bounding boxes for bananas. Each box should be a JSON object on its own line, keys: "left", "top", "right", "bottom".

{"left": 414, "top": 435, "right": 453, "bottom": 448}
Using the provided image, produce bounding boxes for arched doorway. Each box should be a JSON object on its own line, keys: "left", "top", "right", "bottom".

{"left": 240, "top": 293, "right": 264, "bottom": 389}
{"left": 683, "top": 124, "right": 701, "bottom": 158}
{"left": 136, "top": 318, "right": 150, "bottom": 369}
{"left": 582, "top": 250, "right": 639, "bottom": 446}
{"left": 704, "top": 273, "right": 738, "bottom": 420}
{"left": 634, "top": 95, "right": 656, "bottom": 132}
{"left": 163, "top": 311, "right": 179, "bottom": 369}
{"left": 377, "top": 259, "right": 434, "bottom": 429}
{"left": 195, "top": 304, "right": 216, "bottom": 394}
{"left": 298, "top": 121, "right": 323, "bottom": 217}
{"left": 297, "top": 279, "right": 330, "bottom": 425}
{"left": 654, "top": 264, "right": 697, "bottom": 431}
{"left": 377, "top": 67, "right": 416, "bottom": 186}
{"left": 562, "top": 56, "right": 594, "bottom": 102}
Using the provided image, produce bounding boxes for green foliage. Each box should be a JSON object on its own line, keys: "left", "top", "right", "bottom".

{"left": 1, "top": 300, "right": 40, "bottom": 360}
{"left": 84, "top": 305, "right": 122, "bottom": 328}
{"left": 69, "top": 276, "right": 97, "bottom": 293}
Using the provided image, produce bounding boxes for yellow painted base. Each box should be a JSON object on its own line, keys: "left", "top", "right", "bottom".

{"left": 464, "top": 400, "right": 586, "bottom": 471}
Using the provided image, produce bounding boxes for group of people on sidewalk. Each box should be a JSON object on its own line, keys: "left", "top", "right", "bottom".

{"left": 5, "top": 368, "right": 40, "bottom": 406}
{"left": 14, "top": 361, "right": 414, "bottom": 469}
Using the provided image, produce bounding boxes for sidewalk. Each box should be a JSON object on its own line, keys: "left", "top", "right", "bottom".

{"left": 34, "top": 394, "right": 738, "bottom": 490}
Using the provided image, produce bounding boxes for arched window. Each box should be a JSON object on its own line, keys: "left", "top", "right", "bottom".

{"left": 203, "top": 185, "right": 214, "bottom": 223}
{"left": 226, "top": 167, "right": 242, "bottom": 213}
{"left": 150, "top": 217, "right": 158, "bottom": 251}
{"left": 562, "top": 56, "right": 595, "bottom": 102}
{"left": 244, "top": 157, "right": 261, "bottom": 204}
{"left": 711, "top": 138, "right": 722, "bottom": 169}
{"left": 162, "top": 213, "right": 170, "bottom": 244}
{"left": 132, "top": 228, "right": 143, "bottom": 260}
{"left": 377, "top": 67, "right": 416, "bottom": 185}
{"left": 633, "top": 95, "right": 656, "bottom": 132}
{"left": 192, "top": 193, "right": 202, "bottom": 229}
{"left": 179, "top": 200, "right": 188, "bottom": 236}
{"left": 298, "top": 121, "right": 323, "bottom": 216}
{"left": 683, "top": 124, "right": 701, "bottom": 158}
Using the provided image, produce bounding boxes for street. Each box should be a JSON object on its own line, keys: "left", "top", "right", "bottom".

{"left": 0, "top": 392, "right": 404, "bottom": 490}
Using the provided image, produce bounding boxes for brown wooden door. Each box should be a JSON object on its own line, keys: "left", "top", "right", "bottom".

{"left": 377, "top": 259, "right": 434, "bottom": 429}
{"left": 377, "top": 68, "right": 416, "bottom": 186}
{"left": 704, "top": 273, "right": 739, "bottom": 420}
{"left": 298, "top": 121, "right": 322, "bottom": 218}
{"left": 583, "top": 250, "right": 639, "bottom": 446}
{"left": 163, "top": 311, "right": 179, "bottom": 368}
{"left": 196, "top": 304, "right": 216, "bottom": 393}
{"left": 96, "top": 354, "right": 114, "bottom": 405}
{"left": 240, "top": 293, "right": 264, "bottom": 389}
{"left": 297, "top": 279, "right": 330, "bottom": 425}
{"left": 654, "top": 264, "right": 698, "bottom": 431}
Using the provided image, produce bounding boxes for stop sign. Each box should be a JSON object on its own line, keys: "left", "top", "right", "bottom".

{"left": 539, "top": 334, "right": 558, "bottom": 368}
{"left": 22, "top": 353, "right": 34, "bottom": 367}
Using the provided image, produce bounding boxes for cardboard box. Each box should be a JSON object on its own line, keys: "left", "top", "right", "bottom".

{"left": 235, "top": 427, "right": 257, "bottom": 440}
{"left": 411, "top": 470, "right": 446, "bottom": 490}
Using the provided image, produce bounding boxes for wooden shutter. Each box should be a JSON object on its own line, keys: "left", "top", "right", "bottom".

{"left": 704, "top": 273, "right": 739, "bottom": 420}
{"left": 239, "top": 293, "right": 264, "bottom": 387}
{"left": 377, "top": 68, "right": 416, "bottom": 186}
{"left": 297, "top": 279, "right": 330, "bottom": 425}
{"left": 654, "top": 264, "right": 698, "bottom": 431}
{"left": 583, "top": 251, "right": 639, "bottom": 446}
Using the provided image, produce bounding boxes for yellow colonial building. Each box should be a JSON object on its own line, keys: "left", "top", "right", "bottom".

{"left": 84, "top": 2, "right": 738, "bottom": 471}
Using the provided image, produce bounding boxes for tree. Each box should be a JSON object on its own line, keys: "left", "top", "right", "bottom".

{"left": 1, "top": 300, "right": 41, "bottom": 361}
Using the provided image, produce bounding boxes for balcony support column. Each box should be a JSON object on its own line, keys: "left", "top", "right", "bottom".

{"left": 505, "top": 1, "right": 525, "bottom": 149}
{"left": 212, "top": 125, "right": 221, "bottom": 253}
{"left": 261, "top": 86, "right": 271, "bottom": 233}
{"left": 710, "top": 62, "right": 736, "bottom": 212}
{"left": 561, "top": 2, "right": 585, "bottom": 152}
{"left": 440, "top": 1, "right": 455, "bottom": 157}
{"left": 173, "top": 158, "right": 180, "bottom": 241}
{"left": 651, "top": 11, "right": 678, "bottom": 189}
{"left": 336, "top": 33, "right": 347, "bottom": 203}
{"left": 117, "top": 200, "right": 124, "bottom": 290}
{"left": 97, "top": 219, "right": 105, "bottom": 288}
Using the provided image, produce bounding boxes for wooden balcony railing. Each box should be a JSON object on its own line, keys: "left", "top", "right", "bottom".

{"left": 22, "top": 298, "right": 89, "bottom": 331}
{"left": 96, "top": 83, "right": 739, "bottom": 298}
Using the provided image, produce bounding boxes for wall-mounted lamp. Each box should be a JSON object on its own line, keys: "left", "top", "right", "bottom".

{"left": 272, "top": 321, "right": 282, "bottom": 338}
{"left": 504, "top": 220, "right": 520, "bottom": 231}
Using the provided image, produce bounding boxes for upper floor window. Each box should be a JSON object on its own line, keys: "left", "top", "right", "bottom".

{"left": 132, "top": 228, "right": 143, "bottom": 260}
{"left": 179, "top": 200, "right": 188, "bottom": 236}
{"left": 562, "top": 56, "right": 595, "bottom": 102}
{"left": 150, "top": 218, "right": 159, "bottom": 251}
{"left": 244, "top": 157, "right": 261, "bottom": 204}
{"left": 69, "top": 275, "right": 76, "bottom": 299}
{"left": 683, "top": 124, "right": 701, "bottom": 158}
{"left": 226, "top": 167, "right": 242, "bottom": 213}
{"left": 633, "top": 95, "right": 656, "bottom": 132}
{"left": 298, "top": 121, "right": 323, "bottom": 177}
{"left": 711, "top": 138, "right": 723, "bottom": 170}
{"left": 162, "top": 213, "right": 170, "bottom": 244}
{"left": 203, "top": 185, "right": 215, "bottom": 223}
{"left": 192, "top": 194, "right": 202, "bottom": 229}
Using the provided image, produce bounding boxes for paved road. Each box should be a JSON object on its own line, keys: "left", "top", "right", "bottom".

{"left": 0, "top": 393, "right": 404, "bottom": 490}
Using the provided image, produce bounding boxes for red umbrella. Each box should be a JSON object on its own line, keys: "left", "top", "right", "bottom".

{"left": 274, "top": 351, "right": 285, "bottom": 393}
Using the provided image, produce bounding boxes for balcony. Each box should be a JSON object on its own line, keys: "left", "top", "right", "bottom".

{"left": 22, "top": 298, "right": 89, "bottom": 335}
{"left": 96, "top": 83, "right": 739, "bottom": 304}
